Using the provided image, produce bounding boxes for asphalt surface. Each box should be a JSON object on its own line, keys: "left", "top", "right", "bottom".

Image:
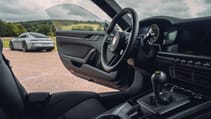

{"left": 3, "top": 49, "right": 114, "bottom": 93}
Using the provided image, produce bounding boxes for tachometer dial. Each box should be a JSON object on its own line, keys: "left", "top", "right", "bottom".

{"left": 148, "top": 24, "right": 160, "bottom": 44}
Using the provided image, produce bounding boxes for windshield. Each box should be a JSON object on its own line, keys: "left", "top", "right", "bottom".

{"left": 29, "top": 33, "right": 48, "bottom": 38}
{"left": 115, "top": 0, "right": 211, "bottom": 19}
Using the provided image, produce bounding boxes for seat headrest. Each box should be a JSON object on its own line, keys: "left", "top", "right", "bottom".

{"left": 0, "top": 39, "right": 2, "bottom": 53}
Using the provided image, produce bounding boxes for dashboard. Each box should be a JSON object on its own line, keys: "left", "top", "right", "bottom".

{"left": 136, "top": 16, "right": 211, "bottom": 96}
{"left": 134, "top": 16, "right": 211, "bottom": 118}
{"left": 138, "top": 16, "right": 211, "bottom": 58}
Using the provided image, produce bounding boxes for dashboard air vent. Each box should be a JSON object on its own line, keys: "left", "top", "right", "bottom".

{"left": 170, "top": 66, "right": 211, "bottom": 88}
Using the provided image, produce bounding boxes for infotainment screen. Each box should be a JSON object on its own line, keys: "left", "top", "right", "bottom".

{"left": 177, "top": 30, "right": 211, "bottom": 57}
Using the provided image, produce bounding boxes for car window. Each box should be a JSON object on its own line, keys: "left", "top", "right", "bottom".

{"left": 46, "top": 2, "right": 111, "bottom": 31}
{"left": 29, "top": 33, "right": 48, "bottom": 38}
{"left": 19, "top": 34, "right": 27, "bottom": 38}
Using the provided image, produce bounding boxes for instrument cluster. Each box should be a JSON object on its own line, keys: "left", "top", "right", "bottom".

{"left": 139, "top": 23, "right": 178, "bottom": 47}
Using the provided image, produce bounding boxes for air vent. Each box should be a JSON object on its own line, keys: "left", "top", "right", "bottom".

{"left": 170, "top": 66, "right": 211, "bottom": 88}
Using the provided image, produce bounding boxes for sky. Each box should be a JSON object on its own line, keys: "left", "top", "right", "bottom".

{"left": 0, "top": 0, "right": 211, "bottom": 22}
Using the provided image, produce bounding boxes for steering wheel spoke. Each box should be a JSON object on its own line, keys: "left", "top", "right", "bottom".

{"left": 107, "top": 54, "right": 121, "bottom": 66}
{"left": 105, "top": 38, "right": 112, "bottom": 44}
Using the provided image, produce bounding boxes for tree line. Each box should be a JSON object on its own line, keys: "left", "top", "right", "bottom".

{"left": 0, "top": 20, "right": 55, "bottom": 37}
{"left": 0, "top": 20, "right": 104, "bottom": 37}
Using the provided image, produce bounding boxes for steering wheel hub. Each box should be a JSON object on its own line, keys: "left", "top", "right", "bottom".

{"left": 110, "top": 32, "right": 126, "bottom": 54}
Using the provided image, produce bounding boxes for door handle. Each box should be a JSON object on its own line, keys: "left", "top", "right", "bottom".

{"left": 62, "top": 48, "right": 96, "bottom": 64}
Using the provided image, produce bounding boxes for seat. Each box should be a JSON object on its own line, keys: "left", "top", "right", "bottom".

{"left": 0, "top": 39, "right": 106, "bottom": 119}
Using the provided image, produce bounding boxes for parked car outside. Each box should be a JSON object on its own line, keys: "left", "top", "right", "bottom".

{"left": 9, "top": 32, "right": 55, "bottom": 52}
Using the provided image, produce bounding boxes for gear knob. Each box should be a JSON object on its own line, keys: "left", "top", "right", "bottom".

{"left": 151, "top": 71, "right": 167, "bottom": 85}
{"left": 151, "top": 71, "right": 167, "bottom": 104}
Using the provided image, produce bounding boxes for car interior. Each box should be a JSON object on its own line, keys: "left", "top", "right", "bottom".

{"left": 0, "top": 0, "right": 211, "bottom": 119}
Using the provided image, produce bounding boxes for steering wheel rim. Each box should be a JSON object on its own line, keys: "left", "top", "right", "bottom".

{"left": 101, "top": 8, "right": 139, "bottom": 72}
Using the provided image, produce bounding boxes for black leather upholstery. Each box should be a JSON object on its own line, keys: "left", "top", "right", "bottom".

{"left": 0, "top": 39, "right": 106, "bottom": 119}
{"left": 44, "top": 92, "right": 105, "bottom": 119}
{"left": 57, "top": 98, "right": 106, "bottom": 119}
{"left": 0, "top": 108, "right": 9, "bottom": 119}
{"left": 0, "top": 42, "right": 27, "bottom": 118}
{"left": 24, "top": 92, "right": 106, "bottom": 119}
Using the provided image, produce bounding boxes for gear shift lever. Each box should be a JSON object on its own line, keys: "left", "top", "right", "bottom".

{"left": 137, "top": 71, "right": 189, "bottom": 114}
{"left": 151, "top": 71, "right": 168, "bottom": 104}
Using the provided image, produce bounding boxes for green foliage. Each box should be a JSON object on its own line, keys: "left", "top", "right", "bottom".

{"left": 0, "top": 19, "right": 104, "bottom": 37}
{"left": 0, "top": 20, "right": 26, "bottom": 37}
{"left": 96, "top": 24, "right": 104, "bottom": 31}
{"left": 0, "top": 20, "right": 55, "bottom": 37}
{"left": 20, "top": 20, "right": 55, "bottom": 36}
{"left": 1, "top": 38, "right": 11, "bottom": 48}
{"left": 72, "top": 25, "right": 94, "bottom": 31}
{"left": 52, "top": 20, "right": 104, "bottom": 31}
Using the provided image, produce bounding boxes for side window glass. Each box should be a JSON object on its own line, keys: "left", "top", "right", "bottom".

{"left": 46, "top": 3, "right": 110, "bottom": 32}
{"left": 19, "top": 35, "right": 26, "bottom": 38}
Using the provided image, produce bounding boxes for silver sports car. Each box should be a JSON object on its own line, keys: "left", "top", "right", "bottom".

{"left": 9, "top": 32, "right": 55, "bottom": 52}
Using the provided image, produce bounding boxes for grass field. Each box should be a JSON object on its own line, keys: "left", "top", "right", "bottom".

{"left": 1, "top": 38, "right": 11, "bottom": 48}
{"left": 61, "top": 23, "right": 103, "bottom": 31}
{"left": 1, "top": 37, "right": 57, "bottom": 49}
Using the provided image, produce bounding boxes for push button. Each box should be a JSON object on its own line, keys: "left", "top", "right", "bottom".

{"left": 175, "top": 58, "right": 180, "bottom": 62}
{"left": 203, "top": 62, "right": 210, "bottom": 67}
{"left": 194, "top": 61, "right": 201, "bottom": 66}
{"left": 187, "top": 60, "right": 193, "bottom": 64}
{"left": 180, "top": 59, "right": 186, "bottom": 63}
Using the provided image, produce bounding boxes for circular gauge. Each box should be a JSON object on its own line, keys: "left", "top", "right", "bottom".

{"left": 148, "top": 24, "right": 160, "bottom": 44}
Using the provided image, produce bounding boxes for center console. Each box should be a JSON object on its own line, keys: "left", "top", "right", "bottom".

{"left": 137, "top": 71, "right": 190, "bottom": 116}
{"left": 96, "top": 52, "right": 211, "bottom": 119}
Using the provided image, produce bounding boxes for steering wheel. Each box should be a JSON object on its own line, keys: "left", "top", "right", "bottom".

{"left": 101, "top": 8, "right": 139, "bottom": 72}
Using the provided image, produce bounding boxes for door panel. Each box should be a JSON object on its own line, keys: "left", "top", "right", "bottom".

{"left": 47, "top": 2, "right": 134, "bottom": 90}
{"left": 56, "top": 31, "right": 120, "bottom": 88}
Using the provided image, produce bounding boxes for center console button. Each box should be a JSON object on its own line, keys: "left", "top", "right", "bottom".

{"left": 187, "top": 60, "right": 193, "bottom": 64}
{"left": 203, "top": 62, "right": 210, "bottom": 67}
{"left": 194, "top": 61, "right": 201, "bottom": 66}
{"left": 180, "top": 59, "right": 186, "bottom": 63}
{"left": 175, "top": 58, "right": 180, "bottom": 62}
